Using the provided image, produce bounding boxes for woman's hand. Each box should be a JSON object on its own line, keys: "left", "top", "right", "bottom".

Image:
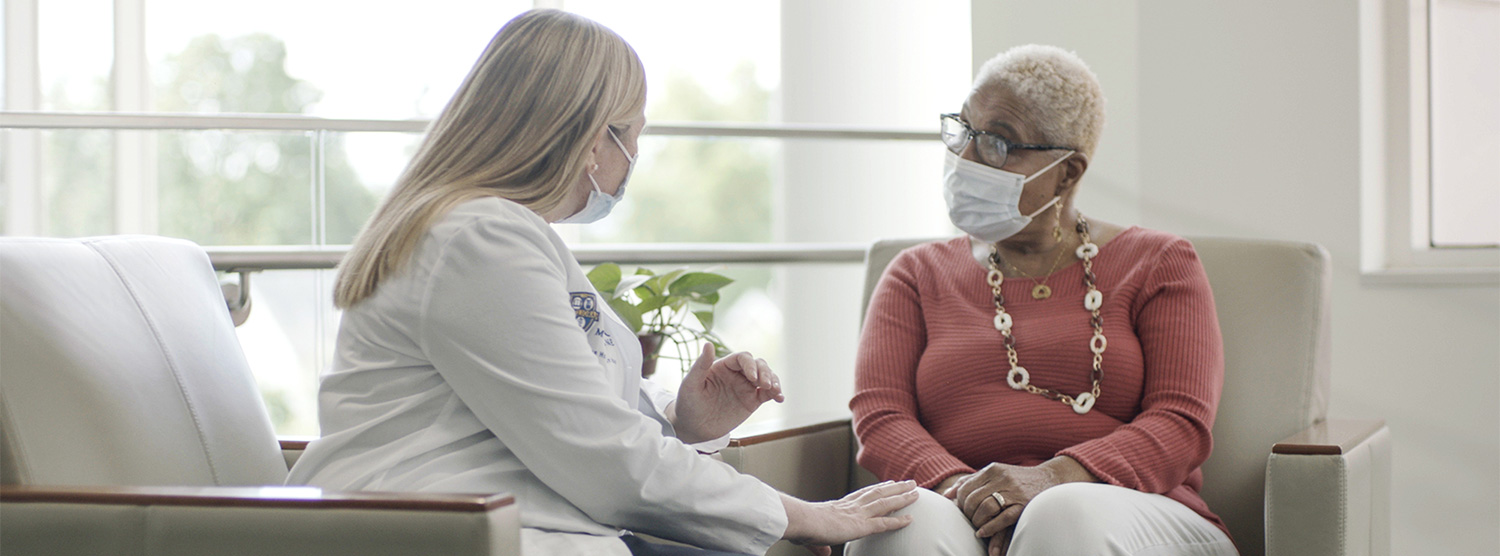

{"left": 669, "top": 344, "right": 785, "bottom": 444}
{"left": 780, "top": 481, "right": 920, "bottom": 556}
{"left": 935, "top": 472, "right": 973, "bottom": 495}
{"left": 944, "top": 457, "right": 1097, "bottom": 556}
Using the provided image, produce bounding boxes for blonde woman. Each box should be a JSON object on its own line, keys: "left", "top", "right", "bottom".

{"left": 286, "top": 10, "right": 916, "bottom": 556}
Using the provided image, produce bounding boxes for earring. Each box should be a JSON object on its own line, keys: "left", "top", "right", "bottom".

{"left": 1052, "top": 201, "right": 1065, "bottom": 242}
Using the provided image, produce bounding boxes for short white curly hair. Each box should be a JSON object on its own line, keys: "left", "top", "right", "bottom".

{"left": 973, "top": 44, "right": 1105, "bottom": 158}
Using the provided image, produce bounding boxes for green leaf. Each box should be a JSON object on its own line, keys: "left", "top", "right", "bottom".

{"left": 692, "top": 310, "right": 715, "bottom": 332}
{"left": 668, "top": 272, "right": 734, "bottom": 298}
{"left": 586, "top": 263, "right": 621, "bottom": 296}
{"left": 613, "top": 274, "right": 653, "bottom": 299}
{"left": 692, "top": 292, "right": 720, "bottom": 306}
{"left": 643, "top": 268, "right": 687, "bottom": 298}
{"left": 606, "top": 297, "right": 643, "bottom": 333}
{"left": 635, "top": 293, "right": 667, "bottom": 315}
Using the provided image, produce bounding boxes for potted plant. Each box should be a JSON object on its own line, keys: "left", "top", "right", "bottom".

{"left": 586, "top": 263, "right": 735, "bottom": 377}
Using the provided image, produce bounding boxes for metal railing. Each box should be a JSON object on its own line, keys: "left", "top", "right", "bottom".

{"left": 0, "top": 111, "right": 937, "bottom": 142}
{"left": 208, "top": 243, "right": 870, "bottom": 323}
{"left": 207, "top": 243, "right": 868, "bottom": 272}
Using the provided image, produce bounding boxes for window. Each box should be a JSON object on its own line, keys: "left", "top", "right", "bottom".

{"left": 1427, "top": 0, "right": 1499, "bottom": 248}
{"left": 1360, "top": 0, "right": 1500, "bottom": 283}
{"left": 2, "top": 0, "right": 969, "bottom": 434}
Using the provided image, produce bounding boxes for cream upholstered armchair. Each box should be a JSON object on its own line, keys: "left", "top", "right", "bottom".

{"left": 0, "top": 236, "right": 520, "bottom": 556}
{"left": 721, "top": 237, "right": 1391, "bottom": 556}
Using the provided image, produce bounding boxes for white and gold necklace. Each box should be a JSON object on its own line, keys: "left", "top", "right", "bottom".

{"left": 985, "top": 214, "right": 1106, "bottom": 414}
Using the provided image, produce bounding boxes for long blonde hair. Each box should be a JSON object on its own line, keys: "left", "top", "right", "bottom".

{"left": 335, "top": 9, "right": 646, "bottom": 309}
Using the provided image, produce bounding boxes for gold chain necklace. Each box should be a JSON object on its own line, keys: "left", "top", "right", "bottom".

{"left": 997, "top": 237, "right": 1073, "bottom": 300}
{"left": 985, "top": 214, "right": 1106, "bottom": 414}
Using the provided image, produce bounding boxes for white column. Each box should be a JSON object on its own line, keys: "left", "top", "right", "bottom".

{"left": 778, "top": 0, "right": 968, "bottom": 413}
{"left": 4, "top": 0, "right": 41, "bottom": 235}
{"left": 113, "top": 0, "right": 157, "bottom": 234}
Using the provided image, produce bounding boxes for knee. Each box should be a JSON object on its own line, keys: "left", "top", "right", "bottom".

{"left": 845, "top": 488, "right": 985, "bottom": 556}
{"left": 1011, "top": 483, "right": 1121, "bottom": 551}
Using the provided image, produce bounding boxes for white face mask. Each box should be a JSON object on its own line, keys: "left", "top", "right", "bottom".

{"left": 942, "top": 149, "right": 1074, "bottom": 242}
{"left": 558, "top": 127, "right": 638, "bottom": 224}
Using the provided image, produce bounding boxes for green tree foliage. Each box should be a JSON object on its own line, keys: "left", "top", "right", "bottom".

{"left": 155, "top": 33, "right": 377, "bottom": 245}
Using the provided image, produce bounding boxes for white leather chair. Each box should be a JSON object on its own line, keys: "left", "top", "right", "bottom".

{"left": 0, "top": 236, "right": 520, "bottom": 556}
{"left": 721, "top": 236, "right": 1391, "bottom": 556}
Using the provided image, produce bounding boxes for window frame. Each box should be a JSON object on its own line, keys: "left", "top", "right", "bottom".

{"left": 1359, "top": 0, "right": 1499, "bottom": 285}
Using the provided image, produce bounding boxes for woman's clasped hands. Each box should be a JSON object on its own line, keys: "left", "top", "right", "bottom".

{"left": 667, "top": 343, "right": 785, "bottom": 444}
{"left": 941, "top": 456, "right": 1096, "bottom": 556}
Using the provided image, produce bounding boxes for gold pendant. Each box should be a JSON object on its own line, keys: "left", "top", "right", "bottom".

{"left": 1031, "top": 284, "right": 1052, "bottom": 299}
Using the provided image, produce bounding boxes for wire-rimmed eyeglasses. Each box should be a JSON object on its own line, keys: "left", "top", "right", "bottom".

{"left": 940, "top": 113, "right": 1071, "bottom": 168}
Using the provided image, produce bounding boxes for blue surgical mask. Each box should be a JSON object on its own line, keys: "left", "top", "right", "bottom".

{"left": 942, "top": 149, "right": 1073, "bottom": 242}
{"left": 559, "top": 127, "right": 638, "bottom": 224}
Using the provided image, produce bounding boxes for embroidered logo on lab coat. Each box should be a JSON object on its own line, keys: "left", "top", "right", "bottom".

{"left": 571, "top": 292, "right": 600, "bottom": 332}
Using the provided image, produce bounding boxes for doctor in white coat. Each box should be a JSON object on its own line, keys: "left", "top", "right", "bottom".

{"left": 286, "top": 9, "right": 917, "bottom": 556}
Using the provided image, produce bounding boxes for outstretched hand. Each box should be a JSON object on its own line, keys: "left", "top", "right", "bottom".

{"left": 781, "top": 480, "right": 920, "bottom": 556}
{"left": 670, "top": 344, "right": 784, "bottom": 444}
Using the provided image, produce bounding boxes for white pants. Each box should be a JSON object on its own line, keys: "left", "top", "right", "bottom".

{"left": 845, "top": 483, "right": 1238, "bottom": 556}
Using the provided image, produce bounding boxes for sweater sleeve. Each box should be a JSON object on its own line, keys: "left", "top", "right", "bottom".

{"left": 1059, "top": 238, "right": 1224, "bottom": 494}
{"left": 850, "top": 250, "right": 977, "bottom": 489}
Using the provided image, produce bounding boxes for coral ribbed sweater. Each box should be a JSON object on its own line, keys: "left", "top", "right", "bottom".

{"left": 851, "top": 228, "right": 1228, "bottom": 535}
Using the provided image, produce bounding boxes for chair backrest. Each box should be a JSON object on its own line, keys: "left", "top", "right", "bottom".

{"left": 860, "top": 236, "right": 1331, "bottom": 556}
{"left": 0, "top": 236, "right": 287, "bottom": 487}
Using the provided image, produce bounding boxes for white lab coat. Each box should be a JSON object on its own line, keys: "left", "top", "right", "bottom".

{"left": 286, "top": 197, "right": 787, "bottom": 555}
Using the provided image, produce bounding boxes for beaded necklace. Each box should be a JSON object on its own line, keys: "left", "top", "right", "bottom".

{"left": 985, "top": 214, "right": 1106, "bottom": 414}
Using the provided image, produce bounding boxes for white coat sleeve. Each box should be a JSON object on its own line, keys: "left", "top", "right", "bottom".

{"left": 416, "top": 215, "right": 786, "bottom": 554}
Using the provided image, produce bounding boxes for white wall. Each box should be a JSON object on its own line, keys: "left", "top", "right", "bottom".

{"left": 974, "top": 1, "right": 1500, "bottom": 553}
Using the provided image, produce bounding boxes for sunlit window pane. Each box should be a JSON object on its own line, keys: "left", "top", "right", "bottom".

{"left": 37, "top": 130, "right": 114, "bottom": 236}
{"left": 567, "top": 0, "right": 781, "bottom": 124}
{"left": 574, "top": 136, "right": 776, "bottom": 244}
{"left": 1429, "top": 0, "right": 1500, "bottom": 247}
{"left": 325, "top": 131, "right": 422, "bottom": 244}
{"left": 145, "top": 1, "right": 530, "bottom": 118}
{"left": 39, "top": 0, "right": 113, "bottom": 111}
{"left": 234, "top": 269, "right": 337, "bottom": 436}
{"left": 157, "top": 130, "right": 315, "bottom": 246}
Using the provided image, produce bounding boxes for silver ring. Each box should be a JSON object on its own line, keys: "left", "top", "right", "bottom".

{"left": 991, "top": 491, "right": 1007, "bottom": 508}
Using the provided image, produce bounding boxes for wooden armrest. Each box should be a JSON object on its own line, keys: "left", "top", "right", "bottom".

{"left": 728, "top": 412, "right": 851, "bottom": 447}
{"left": 1272, "top": 418, "right": 1387, "bottom": 455}
{"left": 0, "top": 485, "right": 513, "bottom": 513}
{"left": 278, "top": 435, "right": 315, "bottom": 451}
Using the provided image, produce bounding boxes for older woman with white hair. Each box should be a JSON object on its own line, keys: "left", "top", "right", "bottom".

{"left": 847, "top": 45, "right": 1238, "bottom": 556}
{"left": 286, "top": 9, "right": 918, "bottom": 556}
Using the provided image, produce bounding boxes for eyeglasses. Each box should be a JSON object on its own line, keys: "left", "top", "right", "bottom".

{"left": 940, "top": 113, "right": 1071, "bottom": 168}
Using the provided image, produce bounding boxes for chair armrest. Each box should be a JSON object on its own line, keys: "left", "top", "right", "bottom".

{"left": 721, "top": 415, "right": 854, "bottom": 556}
{"left": 0, "top": 485, "right": 519, "bottom": 556}
{"left": 722, "top": 413, "right": 854, "bottom": 503}
{"left": 1265, "top": 419, "right": 1391, "bottom": 556}
{"left": 279, "top": 436, "right": 313, "bottom": 471}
